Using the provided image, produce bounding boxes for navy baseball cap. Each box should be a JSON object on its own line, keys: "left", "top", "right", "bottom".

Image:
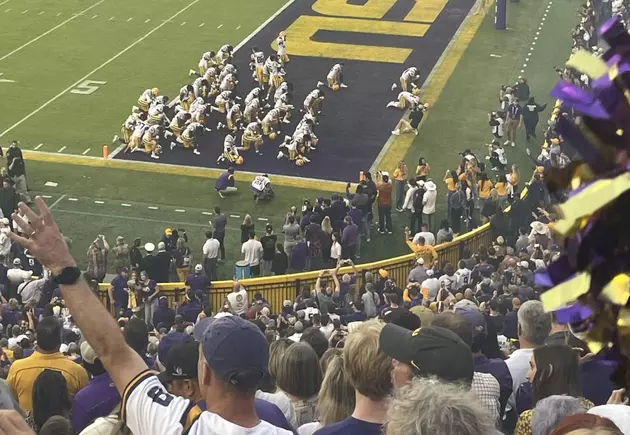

{"left": 157, "top": 331, "right": 193, "bottom": 368}
{"left": 455, "top": 307, "right": 487, "bottom": 339}
{"left": 193, "top": 315, "right": 268, "bottom": 390}
{"left": 158, "top": 341, "right": 199, "bottom": 384}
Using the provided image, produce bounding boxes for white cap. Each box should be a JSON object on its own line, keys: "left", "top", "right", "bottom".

{"left": 381, "top": 171, "right": 390, "bottom": 178}
{"left": 519, "top": 261, "right": 529, "bottom": 268}
{"left": 157, "top": 241, "right": 166, "bottom": 251}
{"left": 194, "top": 264, "right": 203, "bottom": 273}
{"left": 426, "top": 269, "right": 434, "bottom": 276}
{"left": 416, "top": 258, "right": 425, "bottom": 265}
{"left": 144, "top": 242, "right": 155, "bottom": 253}
{"left": 59, "top": 344, "right": 69, "bottom": 354}
{"left": 80, "top": 341, "right": 98, "bottom": 364}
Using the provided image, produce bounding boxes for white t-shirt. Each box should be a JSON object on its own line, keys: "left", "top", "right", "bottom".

{"left": 330, "top": 242, "right": 342, "bottom": 260}
{"left": 288, "top": 333, "right": 302, "bottom": 342}
{"left": 7, "top": 268, "right": 32, "bottom": 284}
{"left": 298, "top": 422, "right": 322, "bottom": 435}
{"left": 455, "top": 268, "right": 472, "bottom": 289}
{"left": 227, "top": 288, "right": 248, "bottom": 315}
{"left": 412, "top": 231, "right": 435, "bottom": 246}
{"left": 241, "top": 239, "right": 263, "bottom": 266}
{"left": 123, "top": 373, "right": 293, "bottom": 435}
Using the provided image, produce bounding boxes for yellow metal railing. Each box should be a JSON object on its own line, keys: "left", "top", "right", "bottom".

{"left": 96, "top": 102, "right": 558, "bottom": 315}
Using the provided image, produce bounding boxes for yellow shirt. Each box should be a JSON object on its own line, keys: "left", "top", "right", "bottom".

{"left": 478, "top": 180, "right": 493, "bottom": 199}
{"left": 406, "top": 240, "right": 438, "bottom": 266}
{"left": 393, "top": 166, "right": 408, "bottom": 182}
{"left": 495, "top": 182, "right": 508, "bottom": 196}
{"left": 416, "top": 164, "right": 430, "bottom": 177}
{"left": 7, "top": 350, "right": 89, "bottom": 412}
{"left": 509, "top": 171, "right": 519, "bottom": 186}
{"left": 444, "top": 177, "right": 456, "bottom": 192}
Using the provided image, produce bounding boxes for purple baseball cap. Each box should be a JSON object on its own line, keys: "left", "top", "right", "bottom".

{"left": 193, "top": 315, "right": 268, "bottom": 390}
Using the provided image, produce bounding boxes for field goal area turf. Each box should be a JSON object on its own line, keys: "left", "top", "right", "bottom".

{"left": 0, "top": 0, "right": 478, "bottom": 187}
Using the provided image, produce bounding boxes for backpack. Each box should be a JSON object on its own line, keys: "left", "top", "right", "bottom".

{"left": 449, "top": 191, "right": 464, "bottom": 210}
{"left": 413, "top": 188, "right": 425, "bottom": 211}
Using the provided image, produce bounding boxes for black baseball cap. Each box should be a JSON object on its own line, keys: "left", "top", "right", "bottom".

{"left": 379, "top": 324, "right": 474, "bottom": 385}
{"left": 158, "top": 341, "right": 199, "bottom": 383}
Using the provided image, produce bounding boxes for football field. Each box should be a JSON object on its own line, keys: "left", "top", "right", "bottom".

{"left": 0, "top": 0, "right": 287, "bottom": 153}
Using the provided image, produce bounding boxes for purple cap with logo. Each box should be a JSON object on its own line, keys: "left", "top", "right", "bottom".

{"left": 193, "top": 315, "right": 268, "bottom": 390}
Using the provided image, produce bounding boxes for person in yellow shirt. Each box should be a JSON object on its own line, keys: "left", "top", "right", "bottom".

{"left": 416, "top": 157, "right": 431, "bottom": 181}
{"left": 444, "top": 170, "right": 457, "bottom": 215}
{"left": 7, "top": 317, "right": 89, "bottom": 413}
{"left": 393, "top": 160, "right": 408, "bottom": 212}
{"left": 404, "top": 227, "right": 438, "bottom": 266}
{"left": 506, "top": 164, "right": 520, "bottom": 199}
{"left": 477, "top": 173, "right": 493, "bottom": 212}
{"left": 494, "top": 174, "right": 509, "bottom": 209}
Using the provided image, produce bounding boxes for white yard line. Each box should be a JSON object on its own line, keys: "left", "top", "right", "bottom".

{"left": 0, "top": 0, "right": 11, "bottom": 7}
{"left": 109, "top": 16, "right": 114, "bottom": 20}
{"left": 94, "top": 200, "right": 104, "bottom": 204}
{"left": 34, "top": 143, "right": 43, "bottom": 150}
{"left": 0, "top": 0, "right": 200, "bottom": 138}
{"left": 68, "top": 197, "right": 78, "bottom": 201}
{"left": 181, "top": 21, "right": 186, "bottom": 26}
{"left": 57, "top": 146, "right": 67, "bottom": 153}
{"left": 198, "top": 22, "right": 204, "bottom": 27}
{"left": 236, "top": 25, "right": 241, "bottom": 30}
{"left": 127, "top": 17, "right": 133, "bottom": 22}
{"left": 107, "top": 143, "right": 126, "bottom": 159}
{"left": 145, "top": 18, "right": 151, "bottom": 23}
{"left": 48, "top": 194, "right": 67, "bottom": 209}
{"left": 53, "top": 208, "right": 212, "bottom": 228}
{"left": 121, "top": 203, "right": 131, "bottom": 207}
{"left": 82, "top": 148, "right": 91, "bottom": 155}
{"left": 148, "top": 206, "right": 159, "bottom": 210}
{"left": 56, "top": 12, "right": 62, "bottom": 16}
{"left": 91, "top": 14, "right": 98, "bottom": 19}
{"left": 217, "top": 23, "right": 223, "bottom": 28}
{"left": 21, "top": 9, "right": 28, "bottom": 14}
{"left": 175, "top": 209, "right": 186, "bottom": 212}
{"left": 39, "top": 11, "right": 45, "bottom": 15}
{"left": 0, "top": 0, "right": 107, "bottom": 62}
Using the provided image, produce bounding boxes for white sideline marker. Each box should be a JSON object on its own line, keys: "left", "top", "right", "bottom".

{"left": 229, "top": 214, "right": 240, "bottom": 218}
{"left": 181, "top": 21, "right": 186, "bottom": 26}
{"left": 202, "top": 211, "right": 212, "bottom": 215}
{"left": 521, "top": 69, "right": 525, "bottom": 73}
{"left": 39, "top": 11, "right": 45, "bottom": 15}
{"left": 4, "top": 8, "right": 10, "bottom": 12}
{"left": 0, "top": 0, "right": 11, "bottom": 7}
{"left": 57, "top": 146, "right": 66, "bottom": 153}
{"left": 42, "top": 195, "right": 53, "bottom": 199}
{"left": 94, "top": 200, "right": 104, "bottom": 204}
{"left": 257, "top": 217, "right": 268, "bottom": 221}
{"left": 523, "top": 63, "right": 527, "bottom": 67}
{"left": 489, "top": 53, "right": 502, "bottom": 58}
{"left": 44, "top": 181, "right": 58, "bottom": 187}
{"left": 21, "top": 9, "right": 28, "bottom": 14}
{"left": 217, "top": 23, "right": 222, "bottom": 28}
{"left": 91, "top": 14, "right": 98, "bottom": 19}
{"left": 56, "top": 12, "right": 62, "bottom": 16}
{"left": 145, "top": 18, "right": 150, "bottom": 23}
{"left": 109, "top": 16, "right": 114, "bottom": 21}
{"left": 0, "top": 0, "right": 106, "bottom": 62}
{"left": 236, "top": 25, "right": 241, "bottom": 29}
{"left": 34, "top": 143, "right": 43, "bottom": 150}
{"left": 175, "top": 209, "right": 186, "bottom": 212}
{"left": 121, "top": 203, "right": 131, "bottom": 207}
{"left": 68, "top": 197, "right": 78, "bottom": 202}
{"left": 82, "top": 148, "right": 91, "bottom": 155}
{"left": 148, "top": 206, "right": 159, "bottom": 210}
{"left": 127, "top": 17, "right": 133, "bottom": 22}
{"left": 525, "top": 57, "right": 529, "bottom": 62}
{"left": 0, "top": 0, "right": 200, "bottom": 138}
{"left": 198, "top": 22, "right": 204, "bottom": 27}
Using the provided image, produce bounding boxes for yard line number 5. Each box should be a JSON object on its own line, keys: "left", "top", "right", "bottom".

{"left": 70, "top": 80, "right": 107, "bottom": 95}
{"left": 274, "top": 0, "right": 449, "bottom": 63}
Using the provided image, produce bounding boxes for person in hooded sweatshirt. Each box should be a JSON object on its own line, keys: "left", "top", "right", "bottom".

{"left": 522, "top": 97, "right": 547, "bottom": 142}
{"left": 152, "top": 296, "right": 176, "bottom": 330}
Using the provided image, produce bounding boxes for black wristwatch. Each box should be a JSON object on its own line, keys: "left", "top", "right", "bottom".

{"left": 53, "top": 266, "right": 82, "bottom": 285}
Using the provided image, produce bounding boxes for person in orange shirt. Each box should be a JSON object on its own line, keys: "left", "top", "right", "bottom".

{"left": 416, "top": 157, "right": 431, "bottom": 181}
{"left": 376, "top": 171, "right": 393, "bottom": 234}
{"left": 393, "top": 160, "right": 408, "bottom": 212}
{"left": 404, "top": 227, "right": 438, "bottom": 265}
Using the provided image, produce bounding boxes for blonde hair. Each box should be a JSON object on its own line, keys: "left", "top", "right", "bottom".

{"left": 343, "top": 320, "right": 392, "bottom": 401}
{"left": 320, "top": 348, "right": 342, "bottom": 374}
{"left": 243, "top": 214, "right": 252, "bottom": 226}
{"left": 176, "top": 237, "right": 186, "bottom": 249}
{"left": 386, "top": 377, "right": 494, "bottom": 435}
{"left": 321, "top": 216, "right": 333, "bottom": 235}
{"left": 268, "top": 338, "right": 292, "bottom": 382}
{"left": 318, "top": 351, "right": 355, "bottom": 426}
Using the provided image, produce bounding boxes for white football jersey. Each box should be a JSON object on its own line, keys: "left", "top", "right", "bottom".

{"left": 123, "top": 372, "right": 293, "bottom": 435}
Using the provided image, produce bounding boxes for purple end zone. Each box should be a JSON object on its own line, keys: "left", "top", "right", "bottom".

{"left": 115, "top": 0, "right": 476, "bottom": 181}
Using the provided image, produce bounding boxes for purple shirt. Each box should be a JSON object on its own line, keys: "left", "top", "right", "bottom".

{"left": 290, "top": 242, "right": 308, "bottom": 271}
{"left": 185, "top": 273, "right": 210, "bottom": 291}
{"left": 315, "top": 417, "right": 382, "bottom": 435}
{"left": 71, "top": 373, "right": 119, "bottom": 433}
{"left": 341, "top": 223, "right": 358, "bottom": 247}
{"left": 507, "top": 104, "right": 522, "bottom": 120}
{"left": 347, "top": 208, "right": 363, "bottom": 230}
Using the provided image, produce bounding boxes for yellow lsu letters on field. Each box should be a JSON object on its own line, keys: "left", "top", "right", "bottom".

{"left": 273, "top": 0, "right": 449, "bottom": 63}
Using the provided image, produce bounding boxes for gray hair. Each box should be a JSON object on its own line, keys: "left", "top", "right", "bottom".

{"left": 386, "top": 377, "right": 495, "bottom": 435}
{"left": 531, "top": 395, "right": 585, "bottom": 435}
{"left": 517, "top": 301, "right": 551, "bottom": 346}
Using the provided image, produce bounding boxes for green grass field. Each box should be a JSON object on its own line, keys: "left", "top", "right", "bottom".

{"left": 0, "top": 0, "right": 286, "bottom": 154}
{"left": 0, "top": 0, "right": 577, "bottom": 280}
